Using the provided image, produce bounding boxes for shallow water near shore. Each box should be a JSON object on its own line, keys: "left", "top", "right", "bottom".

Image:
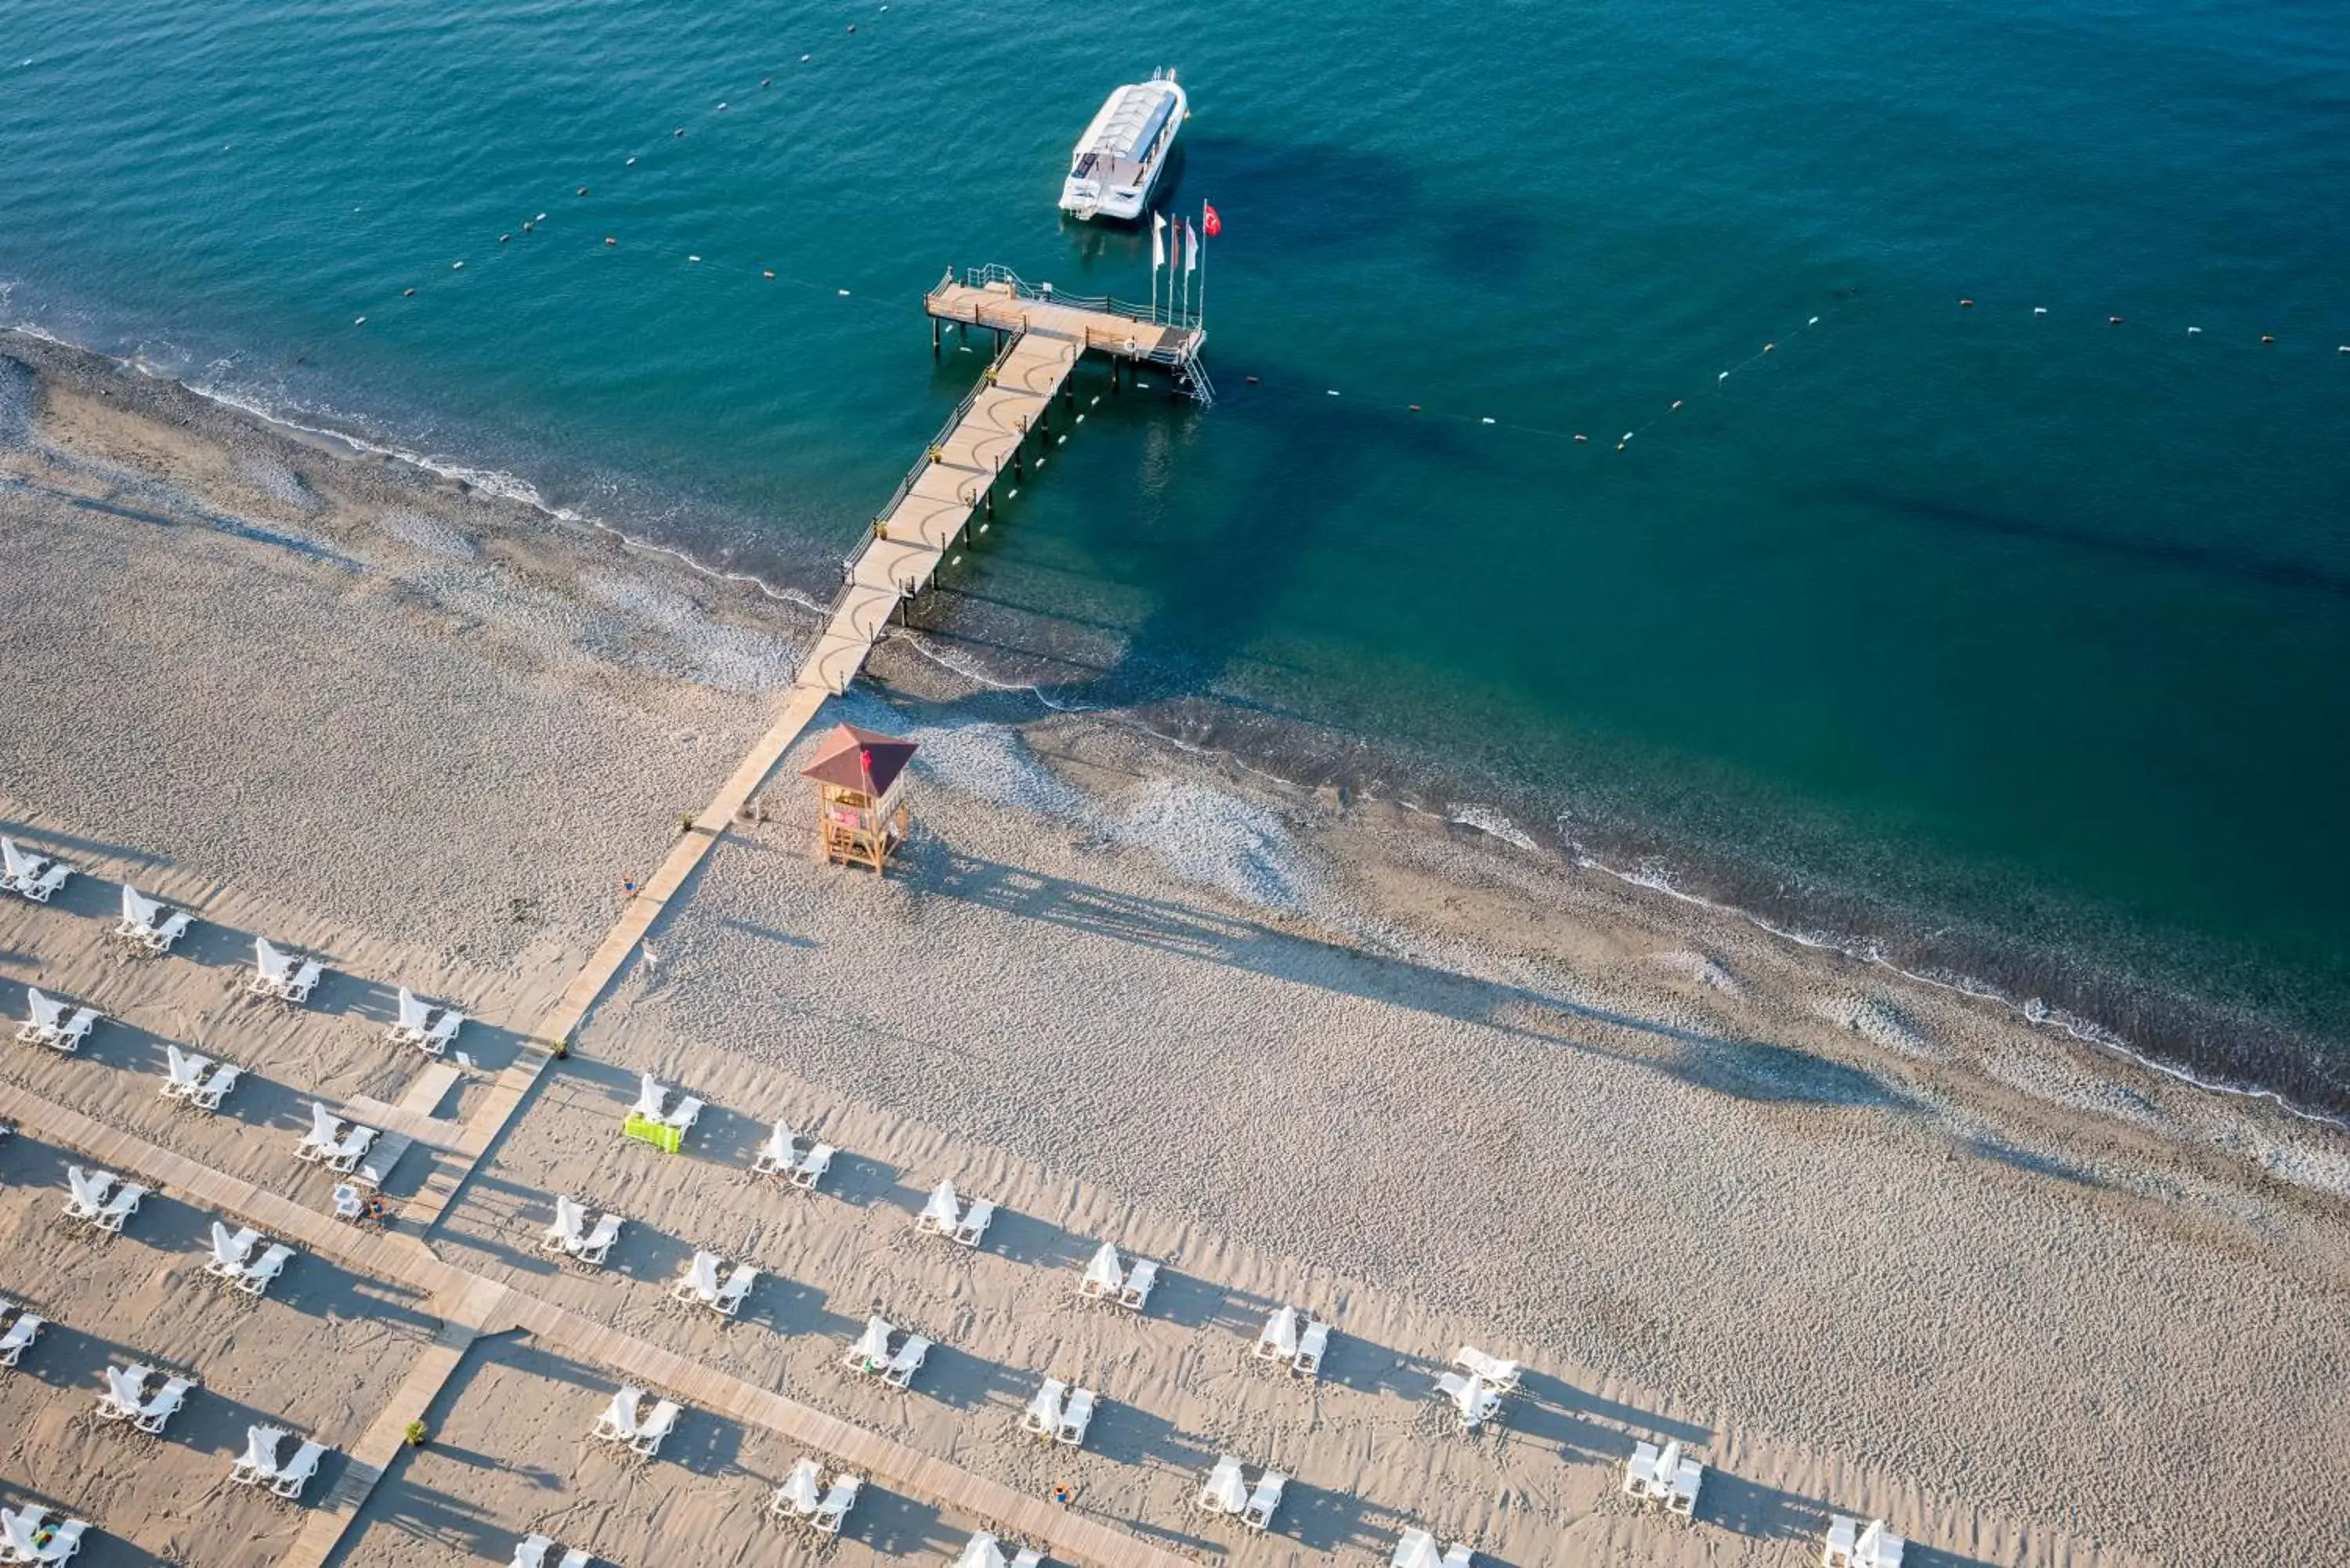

{"left": 5, "top": 0, "right": 2347, "bottom": 1096}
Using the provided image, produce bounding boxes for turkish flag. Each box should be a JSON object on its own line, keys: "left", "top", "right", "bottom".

{"left": 1202, "top": 203, "right": 1222, "bottom": 238}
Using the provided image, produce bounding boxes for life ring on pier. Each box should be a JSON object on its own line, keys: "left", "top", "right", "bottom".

{"left": 1123, "top": 336, "right": 1138, "bottom": 355}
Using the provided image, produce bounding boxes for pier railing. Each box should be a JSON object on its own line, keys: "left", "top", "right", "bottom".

{"left": 955, "top": 264, "right": 1201, "bottom": 334}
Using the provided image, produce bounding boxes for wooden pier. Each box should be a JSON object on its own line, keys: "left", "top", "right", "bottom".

{"left": 795, "top": 266, "right": 1207, "bottom": 695}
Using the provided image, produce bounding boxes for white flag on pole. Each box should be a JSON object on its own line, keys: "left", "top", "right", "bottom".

{"left": 1152, "top": 211, "right": 1166, "bottom": 269}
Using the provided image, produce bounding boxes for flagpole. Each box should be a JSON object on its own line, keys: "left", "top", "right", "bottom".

{"left": 1198, "top": 203, "right": 1207, "bottom": 330}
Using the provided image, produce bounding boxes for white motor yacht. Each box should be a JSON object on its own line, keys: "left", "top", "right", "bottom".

{"left": 1058, "top": 70, "right": 1186, "bottom": 222}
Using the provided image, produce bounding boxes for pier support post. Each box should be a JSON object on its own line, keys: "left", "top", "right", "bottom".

{"left": 931, "top": 317, "right": 941, "bottom": 357}
{"left": 1112, "top": 359, "right": 1121, "bottom": 396}
{"left": 984, "top": 490, "right": 994, "bottom": 520}
{"left": 1063, "top": 378, "right": 1076, "bottom": 410}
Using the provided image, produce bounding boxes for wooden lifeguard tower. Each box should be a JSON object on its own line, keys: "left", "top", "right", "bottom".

{"left": 802, "top": 724, "right": 918, "bottom": 872}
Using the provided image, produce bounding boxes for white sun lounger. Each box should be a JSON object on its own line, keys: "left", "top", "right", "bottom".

{"left": 713, "top": 1263, "right": 757, "bottom": 1317}
{"left": 285, "top": 959, "right": 323, "bottom": 1004}
{"left": 162, "top": 1045, "right": 211, "bottom": 1101}
{"left": 92, "top": 1180, "right": 146, "bottom": 1234}
{"left": 96, "top": 1364, "right": 150, "bottom": 1422}
{"left": 1855, "top": 1519, "right": 1906, "bottom": 1568}
{"left": 543, "top": 1194, "right": 588, "bottom": 1254}
{"left": 1056, "top": 1386, "right": 1097, "bottom": 1447}
{"left": 1825, "top": 1516, "right": 1859, "bottom": 1566}
{"left": 750, "top": 1119, "right": 795, "bottom": 1176}
{"left": 631, "top": 1073, "right": 667, "bottom": 1119}
{"left": 952, "top": 1198, "right": 995, "bottom": 1247}
{"left": 576, "top": 1212, "right": 620, "bottom": 1266}
{"left": 1118, "top": 1258, "right": 1159, "bottom": 1312}
{"left": 1393, "top": 1529, "right": 1442, "bottom": 1568}
{"left": 671, "top": 1251, "right": 722, "bottom": 1307}
{"left": 1020, "top": 1378, "right": 1065, "bottom": 1438}
{"left": 1079, "top": 1242, "right": 1123, "bottom": 1300}
{"left": 135, "top": 1375, "right": 192, "bottom": 1434}
{"left": 554, "top": 1547, "right": 591, "bottom": 1568}
{"left": 956, "top": 1532, "right": 1010, "bottom": 1568}
{"left": 1437, "top": 1371, "right": 1502, "bottom": 1432}
{"left": 188, "top": 1060, "right": 240, "bottom": 1111}
{"left": 1008, "top": 1552, "right": 1043, "bottom": 1568}
{"left": 295, "top": 1102, "right": 343, "bottom": 1164}
{"left": 1197, "top": 1455, "right": 1248, "bottom": 1515}
{"left": 591, "top": 1385, "right": 644, "bottom": 1443}
{"left": 1242, "top": 1471, "right": 1286, "bottom": 1531}
{"left": 0, "top": 837, "right": 49, "bottom": 891}
{"left": 1256, "top": 1305, "right": 1300, "bottom": 1360}
{"left": 390, "top": 987, "right": 433, "bottom": 1046}
{"left": 232, "top": 1425, "right": 287, "bottom": 1486}
{"left": 332, "top": 1184, "right": 364, "bottom": 1221}
{"left": 272, "top": 1439, "right": 326, "bottom": 1499}
{"left": 237, "top": 1243, "right": 295, "bottom": 1296}
{"left": 845, "top": 1315, "right": 894, "bottom": 1373}
{"left": 662, "top": 1095, "right": 700, "bottom": 1132}
{"left": 16, "top": 987, "right": 67, "bottom": 1046}
{"left": 0, "top": 1310, "right": 45, "bottom": 1367}
{"left": 324, "top": 1122, "right": 378, "bottom": 1175}
{"left": 811, "top": 1476, "right": 861, "bottom": 1535}
{"left": 251, "top": 938, "right": 298, "bottom": 996}
{"left": 418, "top": 1010, "right": 463, "bottom": 1057}
{"left": 21, "top": 863, "right": 71, "bottom": 902}
{"left": 61, "top": 1165, "right": 114, "bottom": 1224}
{"left": 789, "top": 1142, "right": 833, "bottom": 1190}
{"left": 1625, "top": 1440, "right": 1704, "bottom": 1516}
{"left": 118, "top": 885, "right": 191, "bottom": 952}
{"left": 880, "top": 1333, "right": 931, "bottom": 1389}
{"left": 772, "top": 1457, "right": 824, "bottom": 1520}
{"left": 511, "top": 1535, "right": 555, "bottom": 1568}
{"left": 916, "top": 1180, "right": 960, "bottom": 1235}
{"left": 630, "top": 1398, "right": 680, "bottom": 1457}
{"left": 49, "top": 1006, "right": 98, "bottom": 1054}
{"left": 1293, "top": 1320, "right": 1330, "bottom": 1378}
{"left": 1452, "top": 1346, "right": 1521, "bottom": 1393}
{"left": 203, "top": 1222, "right": 262, "bottom": 1281}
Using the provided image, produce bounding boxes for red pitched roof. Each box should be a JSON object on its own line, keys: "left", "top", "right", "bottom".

{"left": 800, "top": 724, "right": 918, "bottom": 797}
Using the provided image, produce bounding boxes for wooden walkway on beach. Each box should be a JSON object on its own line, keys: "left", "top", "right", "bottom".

{"left": 0, "top": 1082, "right": 1198, "bottom": 1568}
{"left": 403, "top": 268, "right": 1206, "bottom": 1236}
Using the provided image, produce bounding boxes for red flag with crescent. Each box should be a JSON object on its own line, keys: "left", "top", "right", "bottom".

{"left": 1202, "top": 203, "right": 1222, "bottom": 238}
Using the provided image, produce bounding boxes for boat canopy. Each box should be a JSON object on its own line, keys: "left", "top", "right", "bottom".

{"left": 1072, "top": 85, "right": 1178, "bottom": 182}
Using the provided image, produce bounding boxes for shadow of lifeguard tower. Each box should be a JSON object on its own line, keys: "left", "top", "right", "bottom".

{"left": 801, "top": 724, "right": 918, "bottom": 873}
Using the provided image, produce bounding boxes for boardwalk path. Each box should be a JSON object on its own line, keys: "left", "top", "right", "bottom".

{"left": 0, "top": 1081, "right": 1197, "bottom": 1568}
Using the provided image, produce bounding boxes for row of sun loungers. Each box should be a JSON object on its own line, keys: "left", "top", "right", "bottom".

{"left": 389, "top": 987, "right": 464, "bottom": 1056}
{"left": 1824, "top": 1516, "right": 1906, "bottom": 1567}
{"left": 914, "top": 1179, "right": 994, "bottom": 1246}
{"left": 1198, "top": 1454, "right": 1285, "bottom": 1531}
{"left": 1078, "top": 1242, "right": 1158, "bottom": 1312}
{"left": 0, "top": 1504, "right": 89, "bottom": 1563}
{"left": 0, "top": 838, "right": 71, "bottom": 905}
{"left": 114, "top": 886, "right": 190, "bottom": 954}
{"left": 1253, "top": 1305, "right": 1330, "bottom": 1378}
{"left": 229, "top": 1425, "right": 327, "bottom": 1500}
{"left": 671, "top": 1250, "right": 757, "bottom": 1317}
{"left": 1018, "top": 1377, "right": 1096, "bottom": 1447}
{"left": 60, "top": 1166, "right": 145, "bottom": 1234}
{"left": 510, "top": 1534, "right": 595, "bottom": 1568}
{"left": 0, "top": 1299, "right": 46, "bottom": 1368}
{"left": 16, "top": 988, "right": 98, "bottom": 1053}
{"left": 249, "top": 938, "right": 324, "bottom": 1005}
{"left": 1625, "top": 1438, "right": 1706, "bottom": 1517}
{"left": 589, "top": 1385, "right": 681, "bottom": 1458}
{"left": 160, "top": 1045, "right": 241, "bottom": 1112}
{"left": 954, "top": 1530, "right": 1043, "bottom": 1568}
{"left": 295, "top": 1103, "right": 378, "bottom": 1175}
{"left": 770, "top": 1456, "right": 861, "bottom": 1534}
{"left": 95, "top": 1363, "right": 191, "bottom": 1436}
{"left": 201, "top": 1221, "right": 295, "bottom": 1297}
{"left": 748, "top": 1118, "right": 832, "bottom": 1187}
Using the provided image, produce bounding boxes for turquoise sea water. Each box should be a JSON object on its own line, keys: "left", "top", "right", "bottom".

{"left": 5, "top": 1, "right": 2346, "bottom": 1100}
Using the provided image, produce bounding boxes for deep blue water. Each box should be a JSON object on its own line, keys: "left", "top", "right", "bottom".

{"left": 5, "top": 0, "right": 2346, "bottom": 1093}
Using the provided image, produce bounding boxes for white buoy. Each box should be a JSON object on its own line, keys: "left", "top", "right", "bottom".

{"left": 1325, "top": 388, "right": 1340, "bottom": 396}
{"left": 1621, "top": 432, "right": 1634, "bottom": 442}
{"left": 1807, "top": 316, "right": 1820, "bottom": 325}
{"left": 837, "top": 287, "right": 850, "bottom": 297}
{"left": 353, "top": 316, "right": 366, "bottom": 326}
{"left": 626, "top": 157, "right": 637, "bottom": 166}
{"left": 689, "top": 255, "right": 701, "bottom": 262}
{"left": 1480, "top": 417, "right": 1496, "bottom": 425}
{"left": 1717, "top": 371, "right": 1729, "bottom": 381}
{"left": 452, "top": 260, "right": 464, "bottom": 269}
{"left": 2188, "top": 327, "right": 2203, "bottom": 334}
{"left": 2034, "top": 306, "right": 2048, "bottom": 315}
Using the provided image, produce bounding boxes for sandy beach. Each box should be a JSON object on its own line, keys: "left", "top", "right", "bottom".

{"left": 2, "top": 328, "right": 2347, "bottom": 1568}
